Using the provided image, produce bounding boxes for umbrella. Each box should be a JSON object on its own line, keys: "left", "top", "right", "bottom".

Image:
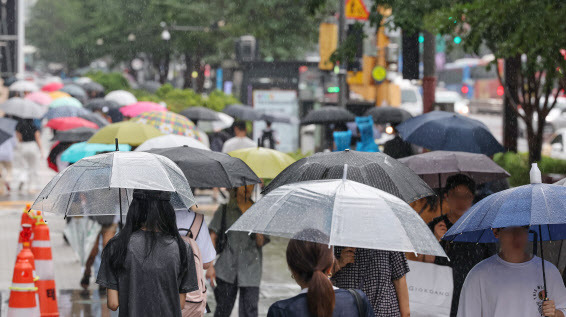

{"left": 9, "top": 80, "right": 39, "bottom": 92}
{"left": 52, "top": 127, "right": 97, "bottom": 143}
{"left": 48, "top": 91, "right": 71, "bottom": 100}
{"left": 135, "top": 134, "right": 209, "bottom": 152}
{"left": 301, "top": 106, "right": 356, "bottom": 125}
{"left": 61, "top": 142, "right": 131, "bottom": 163}
{"left": 180, "top": 107, "right": 220, "bottom": 122}
{"left": 228, "top": 146, "right": 295, "bottom": 179}
{"left": 396, "top": 111, "right": 504, "bottom": 156}
{"left": 120, "top": 102, "right": 166, "bottom": 117}
{"left": 399, "top": 151, "right": 510, "bottom": 188}
{"left": 104, "top": 90, "right": 137, "bottom": 106}
{"left": 75, "top": 77, "right": 92, "bottom": 85}
{"left": 146, "top": 146, "right": 261, "bottom": 188}
{"left": 31, "top": 151, "right": 196, "bottom": 227}
{"left": 0, "top": 97, "right": 47, "bottom": 119}
{"left": 25, "top": 91, "right": 52, "bottom": 106}
{"left": 263, "top": 149, "right": 434, "bottom": 203}
{"left": 139, "top": 81, "right": 161, "bottom": 93}
{"left": 79, "top": 112, "right": 108, "bottom": 128}
{"left": 222, "top": 104, "right": 260, "bottom": 121}
{"left": 41, "top": 82, "right": 64, "bottom": 92}
{"left": 365, "top": 106, "right": 413, "bottom": 125}
{"left": 85, "top": 98, "right": 121, "bottom": 112}
{"left": 87, "top": 121, "right": 162, "bottom": 146}
{"left": 130, "top": 111, "right": 205, "bottom": 142}
{"left": 63, "top": 217, "right": 101, "bottom": 266}
{"left": 261, "top": 113, "right": 295, "bottom": 124}
{"left": 44, "top": 106, "right": 91, "bottom": 120}
{"left": 46, "top": 117, "right": 99, "bottom": 131}
{"left": 0, "top": 117, "right": 17, "bottom": 145}
{"left": 47, "top": 141, "right": 71, "bottom": 172}
{"left": 81, "top": 82, "right": 104, "bottom": 93}
{"left": 228, "top": 169, "right": 446, "bottom": 257}
{"left": 60, "top": 84, "right": 87, "bottom": 100}
{"left": 198, "top": 112, "right": 234, "bottom": 133}
{"left": 49, "top": 97, "right": 83, "bottom": 109}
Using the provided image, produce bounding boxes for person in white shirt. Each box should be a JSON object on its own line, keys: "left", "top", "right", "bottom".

{"left": 458, "top": 226, "right": 566, "bottom": 317}
{"left": 175, "top": 208, "right": 217, "bottom": 268}
{"left": 222, "top": 121, "right": 256, "bottom": 153}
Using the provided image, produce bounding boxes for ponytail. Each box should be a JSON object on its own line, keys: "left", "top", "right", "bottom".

{"left": 307, "top": 270, "right": 335, "bottom": 317}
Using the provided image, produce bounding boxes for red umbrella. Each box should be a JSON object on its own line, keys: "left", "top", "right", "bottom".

{"left": 46, "top": 117, "right": 99, "bottom": 131}
{"left": 41, "top": 82, "right": 64, "bottom": 92}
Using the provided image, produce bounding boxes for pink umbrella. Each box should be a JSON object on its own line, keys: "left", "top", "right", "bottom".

{"left": 46, "top": 117, "right": 99, "bottom": 131}
{"left": 25, "top": 91, "right": 53, "bottom": 106}
{"left": 119, "top": 101, "right": 167, "bottom": 118}
{"left": 41, "top": 82, "right": 64, "bottom": 92}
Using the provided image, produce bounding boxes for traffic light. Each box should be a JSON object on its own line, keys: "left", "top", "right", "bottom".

{"left": 0, "top": 0, "right": 17, "bottom": 78}
{"left": 327, "top": 86, "right": 340, "bottom": 93}
{"left": 453, "top": 36, "right": 462, "bottom": 44}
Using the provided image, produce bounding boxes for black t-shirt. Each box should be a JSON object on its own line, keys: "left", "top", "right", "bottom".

{"left": 16, "top": 119, "right": 39, "bottom": 142}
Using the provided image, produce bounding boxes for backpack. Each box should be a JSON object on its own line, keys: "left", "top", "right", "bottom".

{"left": 261, "top": 129, "right": 275, "bottom": 149}
{"left": 181, "top": 213, "right": 208, "bottom": 317}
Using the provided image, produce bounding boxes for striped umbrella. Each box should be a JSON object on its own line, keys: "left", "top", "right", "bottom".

{"left": 130, "top": 111, "right": 205, "bottom": 142}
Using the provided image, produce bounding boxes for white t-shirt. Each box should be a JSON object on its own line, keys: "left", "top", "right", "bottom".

{"left": 458, "top": 254, "right": 566, "bottom": 317}
{"left": 175, "top": 209, "right": 216, "bottom": 264}
{"left": 222, "top": 136, "right": 256, "bottom": 153}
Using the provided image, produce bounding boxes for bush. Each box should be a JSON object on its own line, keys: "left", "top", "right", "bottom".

{"left": 494, "top": 152, "right": 566, "bottom": 186}
{"left": 163, "top": 89, "right": 203, "bottom": 113}
{"left": 204, "top": 90, "right": 240, "bottom": 112}
{"left": 86, "top": 72, "right": 130, "bottom": 92}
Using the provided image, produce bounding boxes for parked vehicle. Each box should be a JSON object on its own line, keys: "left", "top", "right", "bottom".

{"left": 433, "top": 90, "right": 470, "bottom": 115}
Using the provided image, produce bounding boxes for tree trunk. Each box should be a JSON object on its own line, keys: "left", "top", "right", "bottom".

{"left": 503, "top": 56, "right": 520, "bottom": 152}
{"left": 159, "top": 54, "right": 170, "bottom": 84}
{"left": 183, "top": 54, "right": 192, "bottom": 89}
{"left": 527, "top": 116, "right": 545, "bottom": 164}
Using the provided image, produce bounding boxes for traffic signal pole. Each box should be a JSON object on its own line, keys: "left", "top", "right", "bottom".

{"left": 422, "top": 31, "right": 436, "bottom": 113}
{"left": 338, "top": 0, "right": 347, "bottom": 108}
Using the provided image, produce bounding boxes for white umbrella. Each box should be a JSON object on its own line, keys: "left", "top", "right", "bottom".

{"left": 0, "top": 97, "right": 47, "bottom": 119}
{"left": 104, "top": 90, "right": 137, "bottom": 106}
{"left": 9, "top": 80, "right": 39, "bottom": 92}
{"left": 135, "top": 134, "right": 210, "bottom": 152}
{"left": 229, "top": 165, "right": 446, "bottom": 256}
{"left": 198, "top": 112, "right": 234, "bottom": 132}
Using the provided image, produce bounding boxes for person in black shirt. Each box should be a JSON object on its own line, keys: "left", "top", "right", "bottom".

{"left": 425, "top": 174, "right": 496, "bottom": 317}
{"left": 382, "top": 127, "right": 413, "bottom": 159}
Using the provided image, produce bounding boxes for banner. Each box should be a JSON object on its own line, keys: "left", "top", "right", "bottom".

{"left": 406, "top": 260, "right": 453, "bottom": 317}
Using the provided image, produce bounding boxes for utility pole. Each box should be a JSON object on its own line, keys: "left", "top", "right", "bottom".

{"left": 337, "top": 0, "right": 347, "bottom": 108}
{"left": 503, "top": 56, "right": 520, "bottom": 152}
{"left": 422, "top": 31, "right": 436, "bottom": 113}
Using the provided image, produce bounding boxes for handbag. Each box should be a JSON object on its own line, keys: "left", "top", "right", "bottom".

{"left": 348, "top": 289, "right": 367, "bottom": 317}
{"left": 215, "top": 205, "right": 228, "bottom": 254}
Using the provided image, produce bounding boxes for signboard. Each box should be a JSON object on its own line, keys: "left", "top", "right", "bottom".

{"left": 372, "top": 66, "right": 387, "bottom": 83}
{"left": 252, "top": 90, "right": 299, "bottom": 153}
{"left": 345, "top": 0, "right": 370, "bottom": 21}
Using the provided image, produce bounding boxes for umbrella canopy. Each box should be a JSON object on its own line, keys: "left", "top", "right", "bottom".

{"left": 396, "top": 111, "right": 504, "bottom": 156}
{"left": 146, "top": 146, "right": 261, "bottom": 188}
{"left": 81, "top": 82, "right": 104, "bottom": 93}
{"left": 139, "top": 81, "right": 161, "bottom": 93}
{"left": 46, "top": 117, "right": 99, "bottom": 131}
{"left": 180, "top": 107, "right": 220, "bottom": 121}
{"left": 120, "top": 102, "right": 166, "bottom": 117}
{"left": 49, "top": 97, "right": 83, "bottom": 109}
{"left": 365, "top": 106, "right": 413, "bottom": 125}
{"left": 130, "top": 111, "right": 205, "bottom": 142}
{"left": 104, "top": 90, "right": 137, "bottom": 106}
{"left": 0, "top": 117, "right": 17, "bottom": 145}
{"left": 32, "top": 151, "right": 196, "bottom": 218}
{"left": 222, "top": 104, "right": 260, "bottom": 121}
{"left": 229, "top": 177, "right": 446, "bottom": 256}
{"left": 79, "top": 112, "right": 108, "bottom": 128}
{"left": 41, "top": 82, "right": 64, "bottom": 92}
{"left": 228, "top": 147, "right": 295, "bottom": 179}
{"left": 87, "top": 121, "right": 162, "bottom": 146}
{"left": 48, "top": 91, "right": 71, "bottom": 100}
{"left": 261, "top": 113, "right": 295, "bottom": 124}
{"left": 301, "top": 106, "right": 356, "bottom": 125}
{"left": 44, "top": 106, "right": 91, "bottom": 120}
{"left": 135, "top": 134, "right": 209, "bottom": 152}
{"left": 9, "top": 80, "right": 39, "bottom": 92}
{"left": 85, "top": 98, "right": 121, "bottom": 112}
{"left": 263, "top": 149, "right": 434, "bottom": 203}
{"left": 25, "top": 91, "right": 52, "bottom": 106}
{"left": 61, "top": 142, "right": 131, "bottom": 163}
{"left": 198, "top": 112, "right": 234, "bottom": 133}
{"left": 52, "top": 127, "right": 97, "bottom": 143}
{"left": 0, "top": 97, "right": 46, "bottom": 119}
{"left": 399, "top": 151, "right": 510, "bottom": 188}
{"left": 60, "top": 84, "right": 87, "bottom": 100}
{"left": 47, "top": 141, "right": 71, "bottom": 172}
{"left": 75, "top": 77, "right": 92, "bottom": 85}
{"left": 64, "top": 217, "right": 101, "bottom": 265}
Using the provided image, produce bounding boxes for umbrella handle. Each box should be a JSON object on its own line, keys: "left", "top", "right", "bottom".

{"left": 539, "top": 225, "right": 548, "bottom": 301}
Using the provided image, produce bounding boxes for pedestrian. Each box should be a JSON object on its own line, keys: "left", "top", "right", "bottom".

{"left": 209, "top": 129, "right": 231, "bottom": 152}
{"left": 424, "top": 174, "right": 496, "bottom": 317}
{"left": 331, "top": 247, "right": 410, "bottom": 317}
{"left": 382, "top": 127, "right": 413, "bottom": 159}
{"left": 267, "top": 229, "right": 375, "bottom": 317}
{"left": 206, "top": 185, "right": 268, "bottom": 317}
{"left": 260, "top": 121, "right": 279, "bottom": 149}
{"left": 222, "top": 121, "right": 256, "bottom": 153}
{"left": 96, "top": 189, "right": 199, "bottom": 316}
{"left": 457, "top": 225, "right": 566, "bottom": 316}
{"left": 13, "top": 117, "right": 44, "bottom": 193}
{"left": 0, "top": 136, "right": 16, "bottom": 195}
{"left": 175, "top": 208, "right": 216, "bottom": 269}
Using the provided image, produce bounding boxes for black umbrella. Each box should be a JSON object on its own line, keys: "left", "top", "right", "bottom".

{"left": 301, "top": 106, "right": 356, "bottom": 125}
{"left": 84, "top": 98, "right": 121, "bottom": 112}
{"left": 0, "top": 117, "right": 17, "bottom": 145}
{"left": 365, "top": 106, "right": 413, "bottom": 125}
{"left": 261, "top": 113, "right": 294, "bottom": 124}
{"left": 79, "top": 112, "right": 108, "bottom": 128}
{"left": 223, "top": 104, "right": 260, "bottom": 121}
{"left": 145, "top": 145, "right": 261, "bottom": 188}
{"left": 262, "top": 149, "right": 434, "bottom": 203}
{"left": 81, "top": 82, "right": 105, "bottom": 93}
{"left": 52, "top": 127, "right": 98, "bottom": 143}
{"left": 180, "top": 107, "right": 220, "bottom": 121}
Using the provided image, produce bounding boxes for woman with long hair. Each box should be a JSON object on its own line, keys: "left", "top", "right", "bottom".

{"left": 97, "top": 189, "right": 198, "bottom": 317}
{"left": 267, "top": 229, "right": 374, "bottom": 317}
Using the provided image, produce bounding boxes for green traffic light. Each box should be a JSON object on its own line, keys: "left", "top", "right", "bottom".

{"left": 418, "top": 35, "right": 424, "bottom": 43}
{"left": 454, "top": 36, "right": 462, "bottom": 44}
{"left": 327, "top": 87, "right": 340, "bottom": 93}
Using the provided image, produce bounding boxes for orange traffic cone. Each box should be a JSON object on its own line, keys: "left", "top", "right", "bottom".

{"left": 32, "top": 214, "right": 59, "bottom": 317}
{"left": 7, "top": 257, "right": 40, "bottom": 317}
{"left": 17, "top": 204, "right": 35, "bottom": 254}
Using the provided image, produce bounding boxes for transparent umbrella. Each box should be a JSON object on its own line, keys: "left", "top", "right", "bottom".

{"left": 63, "top": 217, "right": 101, "bottom": 266}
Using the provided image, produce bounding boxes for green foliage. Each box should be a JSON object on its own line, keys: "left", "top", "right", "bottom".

{"left": 129, "top": 89, "right": 161, "bottom": 103}
{"left": 204, "top": 90, "right": 239, "bottom": 112}
{"left": 86, "top": 72, "right": 130, "bottom": 91}
{"left": 494, "top": 152, "right": 566, "bottom": 187}
{"left": 162, "top": 89, "right": 203, "bottom": 113}
{"left": 155, "top": 84, "right": 175, "bottom": 99}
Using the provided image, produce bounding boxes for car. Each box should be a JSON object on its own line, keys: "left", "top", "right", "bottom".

{"left": 519, "top": 97, "right": 566, "bottom": 136}
{"left": 433, "top": 90, "right": 470, "bottom": 115}
{"left": 548, "top": 129, "right": 566, "bottom": 159}
{"left": 398, "top": 81, "right": 424, "bottom": 116}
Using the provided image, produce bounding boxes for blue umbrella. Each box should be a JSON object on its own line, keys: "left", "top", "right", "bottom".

{"left": 396, "top": 111, "right": 504, "bottom": 156}
{"left": 61, "top": 142, "right": 131, "bottom": 163}
{"left": 44, "top": 106, "right": 91, "bottom": 120}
